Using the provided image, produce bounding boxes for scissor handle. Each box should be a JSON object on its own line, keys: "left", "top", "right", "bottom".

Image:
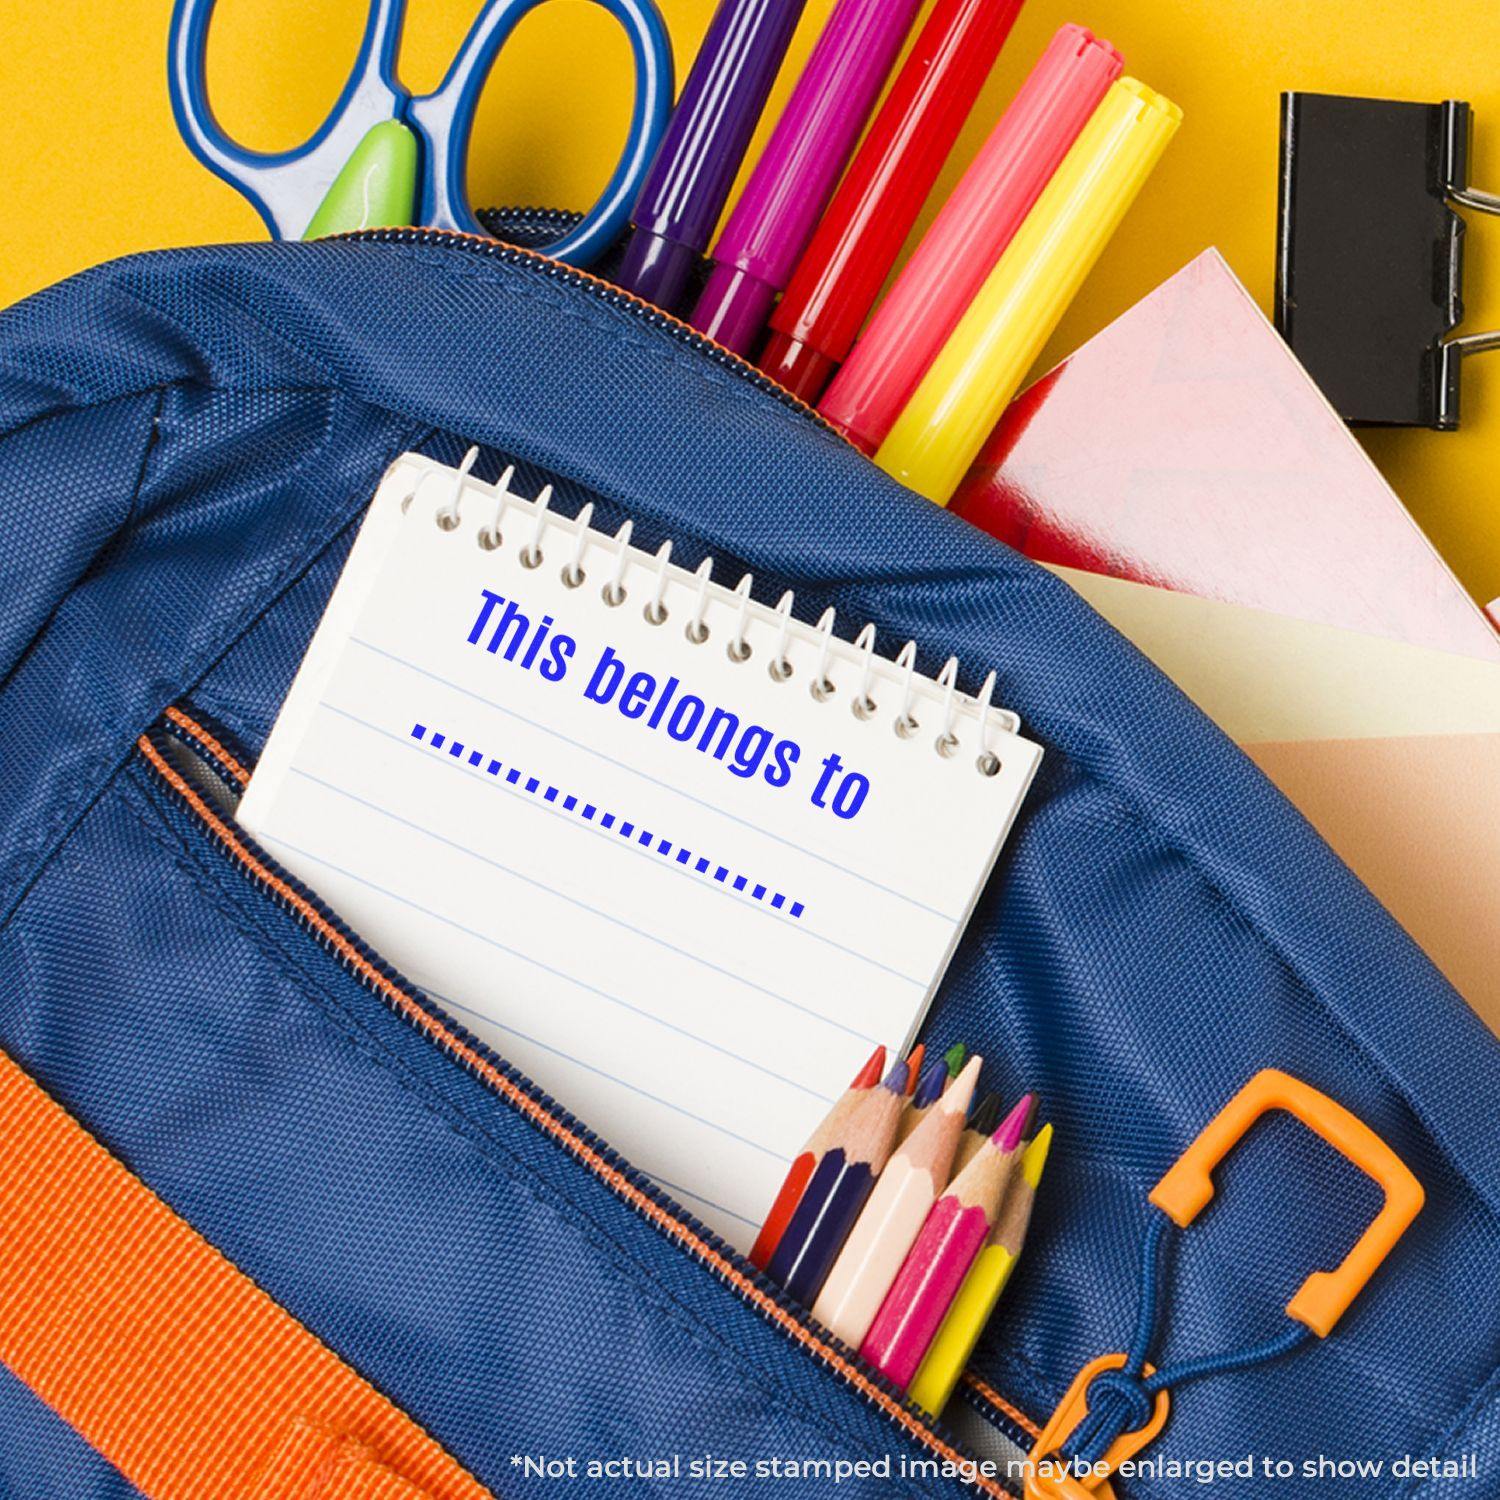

{"left": 406, "top": 0, "right": 673, "bottom": 267}
{"left": 168, "top": 0, "right": 407, "bottom": 239}
{"left": 1150, "top": 1069, "right": 1424, "bottom": 1337}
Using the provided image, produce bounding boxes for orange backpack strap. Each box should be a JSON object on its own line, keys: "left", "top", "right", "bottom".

{"left": 0, "top": 1048, "right": 493, "bottom": 1500}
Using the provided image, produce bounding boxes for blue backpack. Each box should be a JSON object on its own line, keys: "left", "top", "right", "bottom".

{"left": 1, "top": 231, "right": 1495, "bottom": 1499}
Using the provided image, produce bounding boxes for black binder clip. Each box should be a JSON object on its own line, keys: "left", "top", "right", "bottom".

{"left": 1276, "top": 92, "right": 1500, "bottom": 429}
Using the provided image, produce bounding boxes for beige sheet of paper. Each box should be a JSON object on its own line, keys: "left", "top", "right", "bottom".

{"left": 1047, "top": 565, "right": 1500, "bottom": 1025}
{"left": 1049, "top": 565, "right": 1500, "bottom": 742}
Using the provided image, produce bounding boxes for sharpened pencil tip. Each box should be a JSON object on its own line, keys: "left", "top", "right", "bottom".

{"left": 967, "top": 1090, "right": 1001, "bottom": 1136}
{"left": 994, "top": 1093, "right": 1034, "bottom": 1152}
{"left": 902, "top": 1044, "right": 925, "bottom": 1095}
{"left": 943, "top": 1041, "right": 967, "bottom": 1077}
{"left": 940, "top": 1055, "right": 983, "bottom": 1115}
{"left": 850, "top": 1045, "right": 887, "bottom": 1090}
{"left": 883, "top": 1059, "right": 910, "bottom": 1095}
{"left": 912, "top": 1058, "right": 947, "bottom": 1108}
{"left": 1021, "top": 1122, "right": 1053, "bottom": 1186}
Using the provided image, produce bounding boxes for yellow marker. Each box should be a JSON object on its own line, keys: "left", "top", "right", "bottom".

{"left": 908, "top": 1123, "right": 1053, "bottom": 1418}
{"left": 875, "top": 80, "right": 1181, "bottom": 505}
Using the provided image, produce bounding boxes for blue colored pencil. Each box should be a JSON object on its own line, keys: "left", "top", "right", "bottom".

{"left": 766, "top": 1058, "right": 909, "bottom": 1305}
{"left": 895, "top": 1057, "right": 951, "bottom": 1145}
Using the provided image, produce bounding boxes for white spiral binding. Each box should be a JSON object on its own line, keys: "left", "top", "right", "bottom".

{"left": 409, "top": 450, "right": 1024, "bottom": 776}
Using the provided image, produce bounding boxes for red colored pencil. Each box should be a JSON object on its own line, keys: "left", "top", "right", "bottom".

{"left": 749, "top": 1045, "right": 885, "bottom": 1268}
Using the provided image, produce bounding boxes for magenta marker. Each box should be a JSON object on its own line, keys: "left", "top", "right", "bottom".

{"left": 689, "top": 0, "right": 926, "bottom": 355}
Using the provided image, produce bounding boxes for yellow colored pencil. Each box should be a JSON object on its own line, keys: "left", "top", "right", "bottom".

{"left": 908, "top": 1122, "right": 1053, "bottom": 1417}
{"left": 875, "top": 79, "right": 1181, "bottom": 505}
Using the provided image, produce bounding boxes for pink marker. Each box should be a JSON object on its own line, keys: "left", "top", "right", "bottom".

{"left": 860, "top": 1094, "right": 1033, "bottom": 1387}
{"left": 819, "top": 25, "right": 1122, "bottom": 452}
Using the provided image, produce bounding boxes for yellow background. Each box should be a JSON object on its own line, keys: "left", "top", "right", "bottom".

{"left": 4, "top": 0, "right": 1499, "bottom": 607}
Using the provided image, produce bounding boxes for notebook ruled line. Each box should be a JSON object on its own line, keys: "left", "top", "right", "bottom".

{"left": 418, "top": 984, "right": 788, "bottom": 1166}
{"left": 256, "top": 830, "right": 840, "bottom": 1104}
{"left": 349, "top": 635, "right": 958, "bottom": 924}
{"left": 288, "top": 764, "right": 886, "bottom": 1042}
{"left": 317, "top": 701, "right": 929, "bottom": 988}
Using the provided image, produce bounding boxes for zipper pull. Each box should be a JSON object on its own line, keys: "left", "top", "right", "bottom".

{"left": 1024, "top": 1354, "right": 1169, "bottom": 1499}
{"left": 1025, "top": 1069, "right": 1424, "bottom": 1496}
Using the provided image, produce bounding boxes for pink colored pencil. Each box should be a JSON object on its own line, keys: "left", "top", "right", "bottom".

{"left": 818, "top": 24, "right": 1122, "bottom": 453}
{"left": 859, "top": 1093, "right": 1033, "bottom": 1386}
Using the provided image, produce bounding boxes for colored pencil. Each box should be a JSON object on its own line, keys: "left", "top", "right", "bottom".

{"left": 813, "top": 1056, "right": 981, "bottom": 1349}
{"left": 859, "top": 1094, "right": 1033, "bottom": 1386}
{"left": 951, "top": 1089, "right": 1001, "bottom": 1175}
{"left": 904, "top": 1043, "right": 926, "bottom": 1096}
{"left": 895, "top": 1057, "right": 950, "bottom": 1145}
{"left": 765, "top": 1058, "right": 909, "bottom": 1305}
{"left": 943, "top": 1042, "right": 967, "bottom": 1079}
{"left": 909, "top": 1122, "right": 1053, "bottom": 1416}
{"left": 749, "top": 1044, "right": 886, "bottom": 1269}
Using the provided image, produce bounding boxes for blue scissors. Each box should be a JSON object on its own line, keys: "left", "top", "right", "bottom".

{"left": 168, "top": 0, "right": 674, "bottom": 267}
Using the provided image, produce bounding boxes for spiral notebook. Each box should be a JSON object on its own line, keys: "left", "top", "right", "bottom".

{"left": 241, "top": 453, "right": 1041, "bottom": 1246}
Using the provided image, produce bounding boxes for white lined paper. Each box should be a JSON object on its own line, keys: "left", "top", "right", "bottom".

{"left": 240, "top": 455, "right": 1040, "bottom": 1246}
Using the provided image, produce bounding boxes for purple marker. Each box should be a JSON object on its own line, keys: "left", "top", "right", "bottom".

{"left": 618, "top": 0, "right": 809, "bottom": 312}
{"left": 689, "top": 0, "right": 925, "bottom": 354}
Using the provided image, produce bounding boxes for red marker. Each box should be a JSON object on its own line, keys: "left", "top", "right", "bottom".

{"left": 819, "top": 23, "right": 1123, "bottom": 452}
{"left": 759, "top": 0, "right": 1027, "bottom": 402}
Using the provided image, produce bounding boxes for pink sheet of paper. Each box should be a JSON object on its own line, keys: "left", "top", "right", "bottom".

{"left": 953, "top": 250, "right": 1500, "bottom": 662}
{"left": 1246, "top": 734, "right": 1500, "bottom": 1031}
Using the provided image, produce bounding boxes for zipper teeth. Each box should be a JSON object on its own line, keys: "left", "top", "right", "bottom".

{"left": 962, "top": 1373, "right": 1037, "bottom": 1435}
{"left": 162, "top": 705, "right": 252, "bottom": 788}
{"left": 143, "top": 712, "right": 1039, "bottom": 1487}
{"left": 334, "top": 226, "right": 849, "bottom": 439}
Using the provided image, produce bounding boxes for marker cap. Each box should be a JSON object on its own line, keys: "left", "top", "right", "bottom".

{"left": 819, "top": 23, "right": 1124, "bottom": 453}
{"left": 759, "top": 330, "right": 839, "bottom": 402}
{"left": 617, "top": 229, "right": 702, "bottom": 315}
{"left": 874, "top": 75, "right": 1181, "bottom": 504}
{"left": 692, "top": 264, "right": 780, "bottom": 355}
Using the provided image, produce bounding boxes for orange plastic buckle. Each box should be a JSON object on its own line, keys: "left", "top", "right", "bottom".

{"left": 1027, "top": 1071, "right": 1423, "bottom": 1499}
{"left": 1024, "top": 1354, "right": 1170, "bottom": 1500}
{"left": 1150, "top": 1068, "right": 1425, "bottom": 1336}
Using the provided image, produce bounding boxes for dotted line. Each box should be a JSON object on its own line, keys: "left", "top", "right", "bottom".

{"left": 410, "top": 723, "right": 806, "bottom": 919}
